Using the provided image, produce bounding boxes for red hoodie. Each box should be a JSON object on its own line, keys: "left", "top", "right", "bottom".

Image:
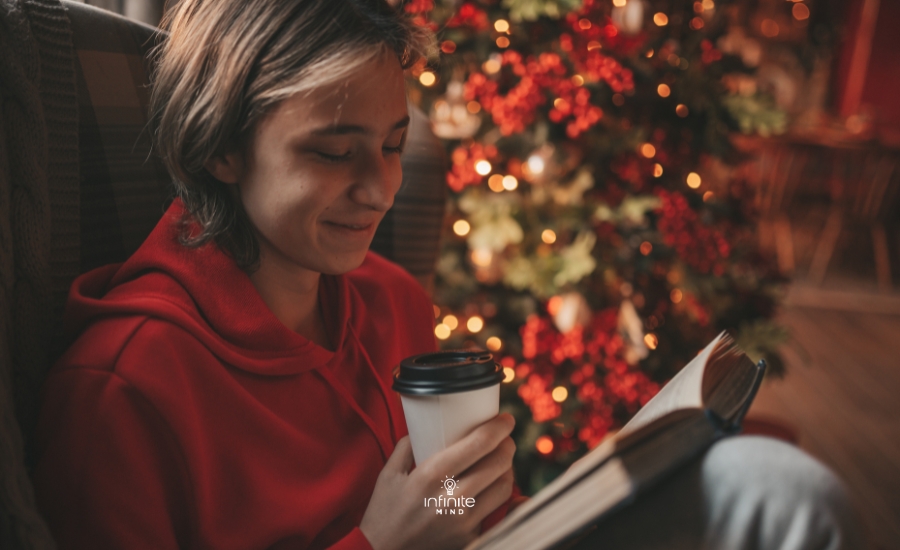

{"left": 33, "top": 198, "right": 520, "bottom": 549}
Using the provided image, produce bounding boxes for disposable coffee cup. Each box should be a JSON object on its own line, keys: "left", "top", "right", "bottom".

{"left": 392, "top": 349, "right": 505, "bottom": 467}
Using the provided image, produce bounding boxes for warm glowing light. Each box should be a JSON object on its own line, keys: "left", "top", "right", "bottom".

{"left": 467, "top": 101, "right": 481, "bottom": 114}
{"left": 640, "top": 143, "right": 656, "bottom": 158}
{"left": 612, "top": 93, "right": 625, "bottom": 106}
{"left": 578, "top": 18, "right": 591, "bottom": 30}
{"left": 644, "top": 333, "right": 658, "bottom": 350}
{"left": 502, "top": 366, "right": 515, "bottom": 383}
{"left": 536, "top": 435, "right": 554, "bottom": 454}
{"left": 435, "top": 324, "right": 451, "bottom": 340}
{"left": 542, "top": 229, "right": 557, "bottom": 244}
{"left": 686, "top": 172, "right": 702, "bottom": 188}
{"left": 572, "top": 75, "right": 585, "bottom": 86}
{"left": 483, "top": 59, "right": 501, "bottom": 74}
{"left": 433, "top": 305, "right": 440, "bottom": 318}
{"left": 527, "top": 155, "right": 545, "bottom": 174}
{"left": 676, "top": 104, "right": 689, "bottom": 117}
{"left": 475, "top": 160, "right": 492, "bottom": 176}
{"left": 453, "top": 219, "right": 471, "bottom": 236}
{"left": 657, "top": 84, "right": 671, "bottom": 97}
{"left": 440, "top": 41, "right": 456, "bottom": 54}
{"left": 547, "top": 295, "right": 563, "bottom": 315}
{"left": 496, "top": 36, "right": 510, "bottom": 48}
{"left": 690, "top": 16, "right": 704, "bottom": 30}
{"left": 419, "top": 71, "right": 436, "bottom": 86}
{"left": 612, "top": 0, "right": 626, "bottom": 6}
{"left": 494, "top": 19, "right": 510, "bottom": 33}
{"left": 703, "top": 191, "right": 714, "bottom": 202}
{"left": 502, "top": 175, "right": 518, "bottom": 190}
{"left": 472, "top": 248, "right": 492, "bottom": 267}
{"left": 486, "top": 336, "right": 502, "bottom": 351}
{"left": 702, "top": 0, "right": 714, "bottom": 10}
{"left": 467, "top": 316, "right": 484, "bottom": 333}
{"left": 653, "top": 12, "right": 668, "bottom": 26}
{"left": 653, "top": 163, "right": 664, "bottom": 177}
{"left": 792, "top": 3, "right": 809, "bottom": 21}
{"left": 443, "top": 315, "right": 459, "bottom": 330}
{"left": 694, "top": 1, "right": 703, "bottom": 13}
{"left": 761, "top": 19, "right": 778, "bottom": 37}
{"left": 488, "top": 174, "right": 505, "bottom": 192}
{"left": 587, "top": 40, "right": 602, "bottom": 51}
{"left": 640, "top": 241, "right": 653, "bottom": 255}
{"left": 670, "top": 289, "right": 683, "bottom": 303}
{"left": 551, "top": 386, "right": 568, "bottom": 403}
{"left": 645, "top": 49, "right": 654, "bottom": 58}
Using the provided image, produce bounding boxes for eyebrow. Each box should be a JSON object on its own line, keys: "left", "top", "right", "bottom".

{"left": 310, "top": 115, "right": 410, "bottom": 136}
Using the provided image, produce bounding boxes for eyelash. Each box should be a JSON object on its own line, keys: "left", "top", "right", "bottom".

{"left": 315, "top": 146, "right": 404, "bottom": 163}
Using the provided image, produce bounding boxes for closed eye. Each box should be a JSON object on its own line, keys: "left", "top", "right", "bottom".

{"left": 315, "top": 150, "right": 352, "bottom": 162}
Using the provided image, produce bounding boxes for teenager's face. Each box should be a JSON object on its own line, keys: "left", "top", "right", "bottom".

{"left": 212, "top": 50, "right": 409, "bottom": 276}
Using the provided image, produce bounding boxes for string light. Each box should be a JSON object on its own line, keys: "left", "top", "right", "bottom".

{"left": 502, "top": 175, "right": 518, "bottom": 190}
{"left": 486, "top": 336, "right": 502, "bottom": 351}
{"left": 643, "top": 333, "right": 658, "bottom": 349}
{"left": 612, "top": 0, "right": 626, "bottom": 6}
{"left": 419, "top": 71, "right": 436, "bottom": 86}
{"left": 653, "top": 13, "right": 668, "bottom": 26}
{"left": 690, "top": 17, "right": 704, "bottom": 30}
{"left": 703, "top": 191, "right": 714, "bottom": 202}
{"left": 571, "top": 75, "right": 585, "bottom": 86}
{"left": 792, "top": 4, "right": 809, "bottom": 21}
{"left": 502, "top": 366, "right": 515, "bottom": 383}
{"left": 551, "top": 386, "right": 568, "bottom": 403}
{"left": 488, "top": 174, "right": 505, "bottom": 192}
{"left": 686, "top": 172, "right": 702, "bottom": 188}
{"left": 496, "top": 36, "right": 510, "bottom": 48}
{"left": 443, "top": 315, "right": 459, "bottom": 330}
{"left": 475, "top": 160, "right": 492, "bottom": 176}
{"left": 653, "top": 163, "right": 664, "bottom": 177}
{"left": 494, "top": 19, "right": 510, "bottom": 33}
{"left": 536, "top": 435, "right": 554, "bottom": 454}
{"left": 671, "top": 289, "right": 683, "bottom": 303}
{"left": 482, "top": 59, "right": 501, "bottom": 73}
{"left": 640, "top": 241, "right": 652, "bottom": 255}
{"left": 453, "top": 219, "right": 471, "bottom": 236}
{"left": 640, "top": 143, "right": 656, "bottom": 158}
{"left": 466, "top": 101, "right": 481, "bottom": 114}
{"left": 676, "top": 104, "right": 689, "bottom": 117}
{"left": 440, "top": 41, "right": 456, "bottom": 54}
{"left": 435, "top": 324, "right": 451, "bottom": 340}
{"left": 542, "top": 229, "right": 557, "bottom": 244}
{"left": 578, "top": 18, "right": 591, "bottom": 30}
{"left": 526, "top": 155, "right": 545, "bottom": 174}
{"left": 467, "top": 316, "right": 485, "bottom": 333}
{"left": 657, "top": 84, "right": 671, "bottom": 97}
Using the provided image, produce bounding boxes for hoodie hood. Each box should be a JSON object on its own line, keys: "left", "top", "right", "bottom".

{"left": 64, "top": 197, "right": 349, "bottom": 376}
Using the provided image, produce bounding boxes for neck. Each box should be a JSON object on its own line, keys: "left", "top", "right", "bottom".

{"left": 247, "top": 245, "right": 333, "bottom": 351}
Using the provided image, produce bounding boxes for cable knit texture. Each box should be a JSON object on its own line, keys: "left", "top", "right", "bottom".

{"left": 0, "top": 0, "right": 78, "bottom": 548}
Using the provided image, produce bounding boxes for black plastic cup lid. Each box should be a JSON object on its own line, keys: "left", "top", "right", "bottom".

{"left": 392, "top": 349, "right": 504, "bottom": 396}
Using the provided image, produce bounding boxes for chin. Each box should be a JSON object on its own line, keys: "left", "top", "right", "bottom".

{"left": 320, "top": 250, "right": 370, "bottom": 275}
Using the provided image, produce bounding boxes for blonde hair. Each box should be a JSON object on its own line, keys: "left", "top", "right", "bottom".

{"left": 149, "top": 0, "right": 435, "bottom": 271}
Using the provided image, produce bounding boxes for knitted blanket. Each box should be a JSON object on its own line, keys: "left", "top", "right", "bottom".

{"left": 0, "top": 0, "right": 78, "bottom": 547}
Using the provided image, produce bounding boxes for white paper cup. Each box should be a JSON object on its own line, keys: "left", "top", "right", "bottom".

{"left": 392, "top": 350, "right": 504, "bottom": 467}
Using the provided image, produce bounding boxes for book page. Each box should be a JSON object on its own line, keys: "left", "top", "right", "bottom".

{"left": 615, "top": 331, "right": 726, "bottom": 442}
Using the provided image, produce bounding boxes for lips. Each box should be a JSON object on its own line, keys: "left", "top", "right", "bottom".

{"left": 322, "top": 220, "right": 376, "bottom": 232}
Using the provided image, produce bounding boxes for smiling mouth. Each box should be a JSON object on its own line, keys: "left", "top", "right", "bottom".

{"left": 324, "top": 221, "right": 374, "bottom": 231}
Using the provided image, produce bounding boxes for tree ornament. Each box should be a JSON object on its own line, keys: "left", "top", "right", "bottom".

{"left": 617, "top": 298, "right": 648, "bottom": 365}
{"left": 431, "top": 80, "right": 482, "bottom": 139}
{"left": 611, "top": 0, "right": 644, "bottom": 35}
{"left": 551, "top": 292, "right": 591, "bottom": 333}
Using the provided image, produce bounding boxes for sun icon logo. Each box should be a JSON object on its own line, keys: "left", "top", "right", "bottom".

{"left": 441, "top": 475, "right": 458, "bottom": 496}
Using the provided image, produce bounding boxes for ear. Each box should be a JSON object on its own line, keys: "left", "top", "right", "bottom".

{"left": 204, "top": 152, "right": 244, "bottom": 184}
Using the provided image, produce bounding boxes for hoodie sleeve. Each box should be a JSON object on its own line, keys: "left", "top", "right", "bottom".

{"left": 33, "top": 367, "right": 193, "bottom": 549}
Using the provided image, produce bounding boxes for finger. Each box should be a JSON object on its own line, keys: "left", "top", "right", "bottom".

{"left": 470, "top": 467, "right": 515, "bottom": 525}
{"left": 456, "top": 436, "right": 516, "bottom": 497}
{"left": 421, "top": 414, "right": 514, "bottom": 480}
{"left": 386, "top": 435, "right": 414, "bottom": 474}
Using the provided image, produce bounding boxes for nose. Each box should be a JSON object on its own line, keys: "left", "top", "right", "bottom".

{"left": 350, "top": 150, "right": 401, "bottom": 212}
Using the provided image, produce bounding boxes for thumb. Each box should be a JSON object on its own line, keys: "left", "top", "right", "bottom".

{"left": 386, "top": 435, "right": 415, "bottom": 474}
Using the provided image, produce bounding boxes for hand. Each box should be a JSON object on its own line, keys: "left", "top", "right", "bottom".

{"left": 359, "top": 413, "right": 517, "bottom": 550}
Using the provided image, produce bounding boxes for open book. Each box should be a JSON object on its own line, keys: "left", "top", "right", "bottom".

{"left": 465, "top": 330, "right": 766, "bottom": 550}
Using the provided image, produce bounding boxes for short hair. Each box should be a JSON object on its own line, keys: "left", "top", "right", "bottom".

{"left": 148, "top": 0, "right": 435, "bottom": 272}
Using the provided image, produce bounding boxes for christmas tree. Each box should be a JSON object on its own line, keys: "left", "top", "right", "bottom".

{"left": 406, "top": 0, "right": 795, "bottom": 493}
